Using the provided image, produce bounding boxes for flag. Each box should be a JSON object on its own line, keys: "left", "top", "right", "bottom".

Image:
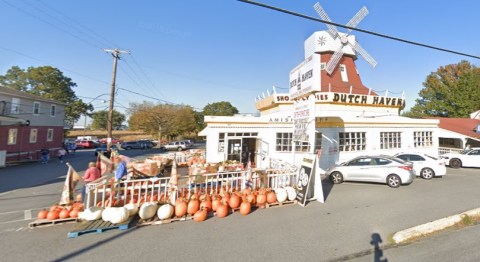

{"left": 59, "top": 163, "right": 81, "bottom": 205}
{"left": 96, "top": 153, "right": 113, "bottom": 176}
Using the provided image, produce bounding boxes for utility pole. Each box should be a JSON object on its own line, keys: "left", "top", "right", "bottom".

{"left": 104, "top": 48, "right": 130, "bottom": 150}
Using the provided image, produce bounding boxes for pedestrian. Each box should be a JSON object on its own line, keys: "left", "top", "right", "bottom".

{"left": 114, "top": 156, "right": 128, "bottom": 199}
{"left": 58, "top": 147, "right": 67, "bottom": 163}
{"left": 40, "top": 147, "right": 50, "bottom": 164}
{"left": 71, "top": 142, "right": 77, "bottom": 154}
{"left": 82, "top": 162, "right": 101, "bottom": 203}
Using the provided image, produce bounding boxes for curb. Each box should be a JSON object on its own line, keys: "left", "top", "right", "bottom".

{"left": 392, "top": 207, "right": 480, "bottom": 244}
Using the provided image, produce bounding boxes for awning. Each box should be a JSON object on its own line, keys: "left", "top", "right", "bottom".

{"left": 0, "top": 115, "right": 28, "bottom": 126}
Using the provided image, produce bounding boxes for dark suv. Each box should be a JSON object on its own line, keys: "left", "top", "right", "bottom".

{"left": 121, "top": 141, "right": 153, "bottom": 150}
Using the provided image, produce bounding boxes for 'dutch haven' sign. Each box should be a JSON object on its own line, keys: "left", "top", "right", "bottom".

{"left": 289, "top": 54, "right": 320, "bottom": 100}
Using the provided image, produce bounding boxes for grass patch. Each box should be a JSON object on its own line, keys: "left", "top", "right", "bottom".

{"left": 461, "top": 214, "right": 473, "bottom": 226}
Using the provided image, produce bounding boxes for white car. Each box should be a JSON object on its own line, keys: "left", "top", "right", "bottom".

{"left": 441, "top": 148, "right": 480, "bottom": 168}
{"left": 394, "top": 153, "right": 446, "bottom": 179}
{"left": 164, "top": 141, "right": 192, "bottom": 151}
{"left": 326, "top": 156, "right": 415, "bottom": 188}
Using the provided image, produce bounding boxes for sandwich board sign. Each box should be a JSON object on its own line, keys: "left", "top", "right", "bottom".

{"left": 296, "top": 155, "right": 316, "bottom": 207}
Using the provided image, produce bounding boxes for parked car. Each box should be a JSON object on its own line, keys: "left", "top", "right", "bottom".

{"left": 121, "top": 141, "right": 154, "bottom": 150}
{"left": 94, "top": 144, "right": 118, "bottom": 156}
{"left": 326, "top": 155, "right": 415, "bottom": 188}
{"left": 441, "top": 147, "right": 480, "bottom": 168}
{"left": 75, "top": 140, "right": 97, "bottom": 149}
{"left": 164, "top": 141, "right": 192, "bottom": 151}
{"left": 393, "top": 153, "right": 446, "bottom": 179}
{"left": 138, "top": 139, "right": 157, "bottom": 147}
{"left": 98, "top": 138, "right": 122, "bottom": 144}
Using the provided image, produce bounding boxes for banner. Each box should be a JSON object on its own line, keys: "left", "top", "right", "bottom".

{"left": 59, "top": 163, "right": 81, "bottom": 205}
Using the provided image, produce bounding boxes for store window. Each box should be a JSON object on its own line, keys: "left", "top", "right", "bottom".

{"left": 315, "top": 132, "right": 322, "bottom": 151}
{"left": 339, "top": 132, "right": 366, "bottom": 151}
{"left": 276, "top": 133, "right": 292, "bottom": 152}
{"left": 11, "top": 98, "right": 20, "bottom": 114}
{"left": 47, "top": 129, "right": 54, "bottom": 142}
{"left": 8, "top": 128, "right": 17, "bottom": 145}
{"left": 33, "top": 102, "right": 40, "bottom": 115}
{"left": 218, "top": 133, "right": 225, "bottom": 152}
{"left": 29, "top": 129, "right": 38, "bottom": 143}
{"left": 50, "top": 105, "right": 56, "bottom": 117}
{"left": 380, "top": 132, "right": 401, "bottom": 149}
{"left": 414, "top": 131, "right": 433, "bottom": 148}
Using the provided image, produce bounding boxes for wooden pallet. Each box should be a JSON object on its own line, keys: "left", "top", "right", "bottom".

{"left": 29, "top": 218, "right": 79, "bottom": 229}
{"left": 137, "top": 215, "right": 193, "bottom": 226}
{"left": 67, "top": 216, "right": 133, "bottom": 238}
{"left": 265, "top": 200, "right": 297, "bottom": 208}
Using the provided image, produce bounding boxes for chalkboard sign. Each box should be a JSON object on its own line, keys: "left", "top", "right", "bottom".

{"left": 296, "top": 156, "right": 316, "bottom": 207}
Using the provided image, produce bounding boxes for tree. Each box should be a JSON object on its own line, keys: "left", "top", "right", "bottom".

{"left": 202, "top": 101, "right": 239, "bottom": 116}
{"left": 91, "top": 110, "right": 126, "bottom": 130}
{"left": 404, "top": 60, "right": 480, "bottom": 118}
{"left": 128, "top": 102, "right": 196, "bottom": 139}
{"left": 0, "top": 65, "right": 93, "bottom": 127}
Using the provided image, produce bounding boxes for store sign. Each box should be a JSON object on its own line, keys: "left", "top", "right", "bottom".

{"left": 275, "top": 92, "right": 405, "bottom": 108}
{"left": 289, "top": 54, "right": 321, "bottom": 100}
{"left": 296, "top": 155, "right": 316, "bottom": 207}
{"left": 293, "top": 97, "right": 314, "bottom": 142}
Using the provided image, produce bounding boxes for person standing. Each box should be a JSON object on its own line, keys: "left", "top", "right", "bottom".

{"left": 58, "top": 147, "right": 67, "bottom": 163}
{"left": 82, "top": 162, "right": 101, "bottom": 203}
{"left": 40, "top": 147, "right": 50, "bottom": 164}
{"left": 114, "top": 156, "right": 128, "bottom": 199}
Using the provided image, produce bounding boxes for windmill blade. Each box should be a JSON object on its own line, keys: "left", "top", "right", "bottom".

{"left": 313, "top": 2, "right": 339, "bottom": 38}
{"left": 350, "top": 41, "right": 377, "bottom": 67}
{"left": 346, "top": 7, "right": 369, "bottom": 32}
{"left": 325, "top": 45, "right": 344, "bottom": 75}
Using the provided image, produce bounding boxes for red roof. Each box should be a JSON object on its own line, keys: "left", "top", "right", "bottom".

{"left": 435, "top": 117, "right": 480, "bottom": 139}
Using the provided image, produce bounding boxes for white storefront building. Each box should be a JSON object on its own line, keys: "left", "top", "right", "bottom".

{"left": 199, "top": 30, "right": 439, "bottom": 171}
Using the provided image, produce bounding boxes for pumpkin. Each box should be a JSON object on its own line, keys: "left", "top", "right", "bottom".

{"left": 200, "top": 199, "right": 212, "bottom": 212}
{"left": 256, "top": 192, "right": 267, "bottom": 205}
{"left": 275, "top": 188, "right": 288, "bottom": 203}
{"left": 80, "top": 207, "right": 103, "bottom": 221}
{"left": 228, "top": 193, "right": 241, "bottom": 209}
{"left": 37, "top": 209, "right": 48, "bottom": 220}
{"left": 124, "top": 203, "right": 139, "bottom": 217}
{"left": 212, "top": 198, "right": 221, "bottom": 212}
{"left": 105, "top": 207, "right": 129, "bottom": 224}
{"left": 285, "top": 187, "right": 297, "bottom": 201}
{"left": 139, "top": 202, "right": 158, "bottom": 220}
{"left": 187, "top": 199, "right": 200, "bottom": 215}
{"left": 266, "top": 191, "right": 277, "bottom": 204}
{"left": 239, "top": 201, "right": 251, "bottom": 216}
{"left": 175, "top": 200, "right": 188, "bottom": 217}
{"left": 46, "top": 210, "right": 60, "bottom": 220}
{"left": 246, "top": 193, "right": 256, "bottom": 204}
{"left": 70, "top": 209, "right": 80, "bottom": 218}
{"left": 49, "top": 205, "right": 62, "bottom": 212}
{"left": 216, "top": 203, "right": 228, "bottom": 218}
{"left": 157, "top": 204, "right": 174, "bottom": 220}
{"left": 59, "top": 209, "right": 70, "bottom": 219}
{"left": 193, "top": 208, "right": 208, "bottom": 222}
{"left": 102, "top": 207, "right": 114, "bottom": 222}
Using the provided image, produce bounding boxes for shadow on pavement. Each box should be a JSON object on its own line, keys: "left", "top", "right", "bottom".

{"left": 371, "top": 233, "right": 388, "bottom": 262}
{"left": 322, "top": 180, "right": 334, "bottom": 201}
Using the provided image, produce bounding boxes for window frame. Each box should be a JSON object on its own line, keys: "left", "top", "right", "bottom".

{"left": 8, "top": 128, "right": 18, "bottom": 145}
{"left": 29, "top": 128, "right": 38, "bottom": 143}
{"left": 339, "top": 132, "right": 366, "bottom": 152}
{"left": 380, "top": 132, "right": 402, "bottom": 149}
{"left": 276, "top": 132, "right": 292, "bottom": 152}
{"left": 33, "top": 102, "right": 41, "bottom": 115}
{"left": 46, "top": 128, "right": 54, "bottom": 142}
{"left": 50, "top": 104, "right": 56, "bottom": 117}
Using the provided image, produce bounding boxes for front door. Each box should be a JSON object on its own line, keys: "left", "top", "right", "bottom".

{"left": 227, "top": 139, "right": 242, "bottom": 162}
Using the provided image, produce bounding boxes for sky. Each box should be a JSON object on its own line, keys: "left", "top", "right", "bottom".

{"left": 1, "top": 0, "right": 479, "bottom": 125}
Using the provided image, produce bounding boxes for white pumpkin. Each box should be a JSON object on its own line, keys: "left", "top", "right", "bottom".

{"left": 157, "top": 203, "right": 174, "bottom": 220}
{"left": 139, "top": 202, "right": 158, "bottom": 220}
{"left": 124, "top": 203, "right": 139, "bottom": 217}
{"left": 109, "top": 207, "right": 130, "bottom": 224}
{"left": 285, "top": 186, "right": 297, "bottom": 201}
{"left": 102, "top": 207, "right": 114, "bottom": 222}
{"left": 81, "top": 207, "right": 103, "bottom": 221}
{"left": 275, "top": 188, "right": 288, "bottom": 203}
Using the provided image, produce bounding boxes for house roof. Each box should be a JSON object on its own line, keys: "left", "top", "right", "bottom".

{"left": 0, "top": 86, "right": 68, "bottom": 106}
{"left": 434, "top": 117, "right": 480, "bottom": 139}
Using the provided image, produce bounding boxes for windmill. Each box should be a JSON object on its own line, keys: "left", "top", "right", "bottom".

{"left": 313, "top": 2, "right": 377, "bottom": 75}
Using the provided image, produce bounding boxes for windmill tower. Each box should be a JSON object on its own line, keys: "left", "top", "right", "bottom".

{"left": 304, "top": 2, "right": 377, "bottom": 95}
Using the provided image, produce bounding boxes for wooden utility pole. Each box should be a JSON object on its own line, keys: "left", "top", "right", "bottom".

{"left": 104, "top": 48, "right": 130, "bottom": 150}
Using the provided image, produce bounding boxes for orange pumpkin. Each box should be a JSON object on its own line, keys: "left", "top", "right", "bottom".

{"left": 193, "top": 208, "right": 208, "bottom": 222}
{"left": 200, "top": 199, "right": 212, "bottom": 212}
{"left": 37, "top": 209, "right": 48, "bottom": 219}
{"left": 187, "top": 199, "right": 200, "bottom": 215}
{"left": 70, "top": 209, "right": 79, "bottom": 218}
{"left": 266, "top": 191, "right": 277, "bottom": 204}
{"left": 212, "top": 198, "right": 221, "bottom": 212}
{"left": 216, "top": 203, "right": 229, "bottom": 218}
{"left": 229, "top": 193, "right": 241, "bottom": 209}
{"left": 175, "top": 200, "right": 188, "bottom": 217}
{"left": 59, "top": 209, "right": 70, "bottom": 219}
{"left": 239, "top": 201, "right": 251, "bottom": 216}
{"left": 46, "top": 210, "right": 60, "bottom": 220}
{"left": 256, "top": 192, "right": 267, "bottom": 205}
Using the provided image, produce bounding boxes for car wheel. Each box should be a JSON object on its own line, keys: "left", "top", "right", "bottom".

{"left": 420, "top": 168, "right": 434, "bottom": 180}
{"left": 177, "top": 147, "right": 183, "bottom": 151}
{"left": 449, "top": 158, "right": 462, "bottom": 169}
{"left": 387, "top": 174, "right": 401, "bottom": 188}
{"left": 329, "top": 172, "right": 344, "bottom": 184}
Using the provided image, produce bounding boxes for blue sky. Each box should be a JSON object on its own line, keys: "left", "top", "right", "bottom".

{"left": 1, "top": 0, "right": 479, "bottom": 123}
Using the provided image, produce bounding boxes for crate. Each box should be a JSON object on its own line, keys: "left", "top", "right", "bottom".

{"left": 29, "top": 218, "right": 79, "bottom": 229}
{"left": 67, "top": 216, "right": 134, "bottom": 238}
{"left": 265, "top": 200, "right": 297, "bottom": 208}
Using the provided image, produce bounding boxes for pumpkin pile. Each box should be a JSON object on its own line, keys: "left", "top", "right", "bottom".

{"left": 37, "top": 202, "right": 84, "bottom": 221}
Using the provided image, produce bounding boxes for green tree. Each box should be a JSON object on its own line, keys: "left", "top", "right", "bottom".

{"left": 202, "top": 101, "right": 239, "bottom": 116}
{"left": 0, "top": 65, "right": 92, "bottom": 126}
{"left": 91, "top": 110, "right": 126, "bottom": 130}
{"left": 128, "top": 102, "right": 196, "bottom": 139}
{"left": 404, "top": 60, "right": 480, "bottom": 118}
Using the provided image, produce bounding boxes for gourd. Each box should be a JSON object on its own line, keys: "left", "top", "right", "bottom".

{"left": 124, "top": 203, "right": 139, "bottom": 217}
{"left": 228, "top": 193, "right": 241, "bottom": 209}
{"left": 102, "top": 207, "right": 115, "bottom": 222}
{"left": 239, "top": 200, "right": 251, "bottom": 216}
{"left": 285, "top": 186, "right": 297, "bottom": 201}
{"left": 107, "top": 207, "right": 130, "bottom": 224}
{"left": 193, "top": 208, "right": 208, "bottom": 222}
{"left": 157, "top": 204, "right": 174, "bottom": 220}
{"left": 266, "top": 191, "right": 277, "bottom": 204}
{"left": 275, "top": 188, "right": 288, "bottom": 203}
{"left": 80, "top": 207, "right": 103, "bottom": 221}
{"left": 139, "top": 202, "right": 158, "bottom": 220}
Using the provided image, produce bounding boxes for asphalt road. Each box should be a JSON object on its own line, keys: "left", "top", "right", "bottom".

{"left": 0, "top": 150, "right": 479, "bottom": 261}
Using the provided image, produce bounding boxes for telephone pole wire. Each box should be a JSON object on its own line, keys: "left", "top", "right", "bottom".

{"left": 104, "top": 48, "right": 130, "bottom": 150}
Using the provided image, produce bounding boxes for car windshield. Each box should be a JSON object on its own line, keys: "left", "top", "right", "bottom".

{"left": 391, "top": 157, "right": 408, "bottom": 164}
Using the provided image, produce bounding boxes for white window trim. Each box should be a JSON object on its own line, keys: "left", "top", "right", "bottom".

{"left": 11, "top": 98, "right": 20, "bottom": 114}
{"left": 8, "top": 128, "right": 18, "bottom": 145}
{"left": 50, "top": 104, "right": 56, "bottom": 117}
{"left": 47, "top": 128, "right": 54, "bottom": 142}
{"left": 29, "top": 128, "right": 38, "bottom": 143}
{"left": 33, "top": 102, "right": 40, "bottom": 115}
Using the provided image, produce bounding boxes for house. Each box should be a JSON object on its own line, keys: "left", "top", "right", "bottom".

{"left": 435, "top": 117, "right": 480, "bottom": 154}
{"left": 0, "top": 86, "right": 67, "bottom": 163}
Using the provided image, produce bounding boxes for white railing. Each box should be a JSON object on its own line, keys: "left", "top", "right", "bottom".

{"left": 438, "top": 147, "right": 463, "bottom": 156}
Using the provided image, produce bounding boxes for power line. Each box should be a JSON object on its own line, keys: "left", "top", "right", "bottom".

{"left": 238, "top": 0, "right": 480, "bottom": 60}
{"left": 129, "top": 54, "right": 165, "bottom": 98}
